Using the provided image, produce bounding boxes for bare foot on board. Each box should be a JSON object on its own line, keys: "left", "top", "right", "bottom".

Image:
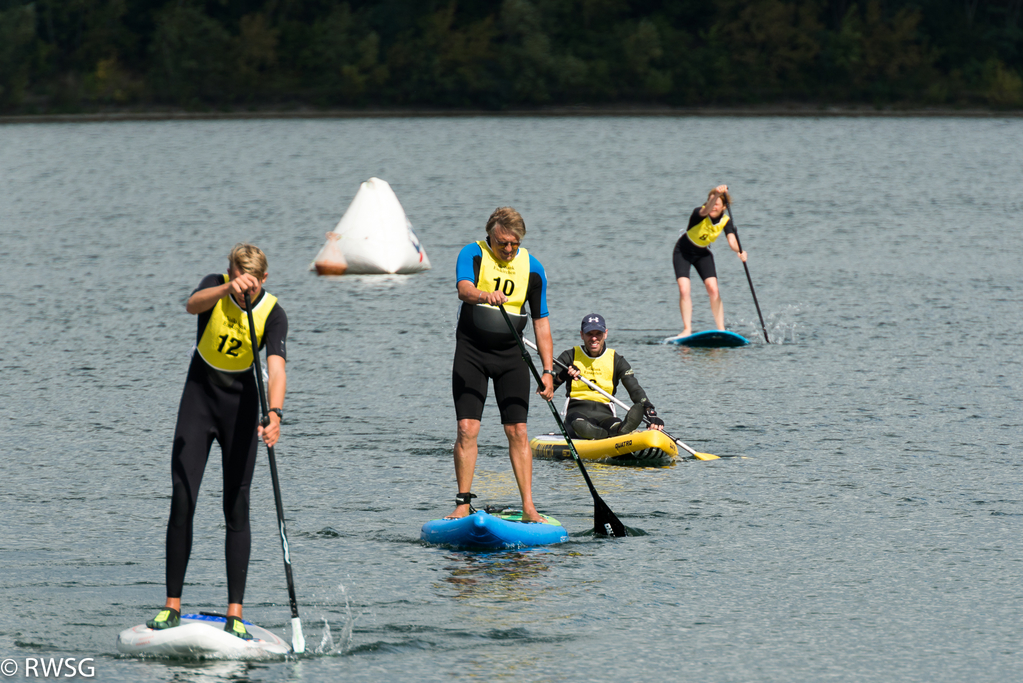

{"left": 443, "top": 504, "right": 472, "bottom": 520}
{"left": 520, "top": 508, "right": 544, "bottom": 524}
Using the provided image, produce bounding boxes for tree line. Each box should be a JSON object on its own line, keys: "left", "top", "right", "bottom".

{"left": 1, "top": 0, "right": 1020, "bottom": 112}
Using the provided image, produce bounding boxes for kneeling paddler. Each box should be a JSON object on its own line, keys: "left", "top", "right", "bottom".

{"left": 553, "top": 313, "right": 664, "bottom": 440}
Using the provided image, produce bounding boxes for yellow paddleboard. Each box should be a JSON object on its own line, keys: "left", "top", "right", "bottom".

{"left": 530, "top": 429, "right": 678, "bottom": 465}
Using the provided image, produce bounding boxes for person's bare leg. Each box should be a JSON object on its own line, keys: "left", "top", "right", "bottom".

{"left": 677, "top": 277, "right": 693, "bottom": 336}
{"left": 227, "top": 603, "right": 242, "bottom": 619}
{"left": 706, "top": 277, "right": 724, "bottom": 330}
{"left": 505, "top": 423, "right": 541, "bottom": 522}
{"left": 447, "top": 419, "right": 480, "bottom": 518}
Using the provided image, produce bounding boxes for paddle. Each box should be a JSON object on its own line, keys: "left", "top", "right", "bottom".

{"left": 728, "top": 201, "right": 769, "bottom": 341}
{"left": 498, "top": 304, "right": 628, "bottom": 537}
{"left": 521, "top": 338, "right": 720, "bottom": 461}
{"left": 243, "top": 292, "right": 306, "bottom": 655}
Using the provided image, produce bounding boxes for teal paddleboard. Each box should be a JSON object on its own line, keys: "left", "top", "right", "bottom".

{"left": 663, "top": 330, "right": 750, "bottom": 347}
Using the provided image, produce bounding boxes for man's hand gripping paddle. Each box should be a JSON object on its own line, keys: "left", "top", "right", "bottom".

{"left": 498, "top": 304, "right": 628, "bottom": 537}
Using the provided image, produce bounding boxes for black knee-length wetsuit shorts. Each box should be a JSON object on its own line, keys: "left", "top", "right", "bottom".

{"left": 452, "top": 336, "right": 530, "bottom": 425}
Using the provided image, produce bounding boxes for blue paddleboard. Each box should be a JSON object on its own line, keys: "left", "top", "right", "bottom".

{"left": 663, "top": 330, "right": 750, "bottom": 347}
{"left": 421, "top": 510, "right": 568, "bottom": 550}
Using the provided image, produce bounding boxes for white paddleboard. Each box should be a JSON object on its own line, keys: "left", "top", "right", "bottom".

{"left": 116, "top": 613, "right": 291, "bottom": 658}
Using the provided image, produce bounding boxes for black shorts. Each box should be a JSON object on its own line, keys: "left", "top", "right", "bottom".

{"left": 672, "top": 236, "right": 717, "bottom": 281}
{"left": 452, "top": 337, "right": 530, "bottom": 424}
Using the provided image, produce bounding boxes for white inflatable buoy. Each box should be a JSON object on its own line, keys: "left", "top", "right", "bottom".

{"left": 312, "top": 177, "right": 431, "bottom": 275}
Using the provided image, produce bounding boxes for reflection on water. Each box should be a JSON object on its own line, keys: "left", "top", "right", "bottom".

{"left": 146, "top": 660, "right": 249, "bottom": 682}
{"left": 437, "top": 549, "right": 558, "bottom": 603}
{"left": 433, "top": 550, "right": 584, "bottom": 682}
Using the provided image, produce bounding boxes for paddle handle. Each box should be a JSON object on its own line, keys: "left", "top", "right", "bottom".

{"left": 243, "top": 293, "right": 305, "bottom": 654}
{"left": 522, "top": 338, "right": 701, "bottom": 458}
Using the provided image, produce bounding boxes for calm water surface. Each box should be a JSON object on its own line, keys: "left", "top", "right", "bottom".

{"left": 1, "top": 116, "right": 1021, "bottom": 682}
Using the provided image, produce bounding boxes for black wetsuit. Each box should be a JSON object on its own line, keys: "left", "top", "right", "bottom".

{"left": 553, "top": 346, "right": 649, "bottom": 438}
{"left": 672, "top": 207, "right": 737, "bottom": 281}
{"left": 164, "top": 274, "right": 287, "bottom": 605}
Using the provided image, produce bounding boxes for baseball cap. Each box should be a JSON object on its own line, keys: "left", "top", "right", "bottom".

{"left": 581, "top": 313, "right": 606, "bottom": 333}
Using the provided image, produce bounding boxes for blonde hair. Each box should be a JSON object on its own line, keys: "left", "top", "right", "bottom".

{"left": 485, "top": 207, "right": 526, "bottom": 240}
{"left": 228, "top": 243, "right": 268, "bottom": 279}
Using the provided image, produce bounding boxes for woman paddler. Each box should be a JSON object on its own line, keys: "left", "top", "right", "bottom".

{"left": 672, "top": 184, "right": 748, "bottom": 337}
{"left": 146, "top": 243, "right": 288, "bottom": 641}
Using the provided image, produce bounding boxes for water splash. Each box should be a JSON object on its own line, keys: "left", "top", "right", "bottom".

{"left": 315, "top": 618, "right": 334, "bottom": 655}
{"left": 313, "top": 581, "right": 356, "bottom": 656}
{"left": 764, "top": 303, "right": 802, "bottom": 344}
{"left": 737, "top": 303, "right": 802, "bottom": 344}
{"left": 336, "top": 582, "right": 355, "bottom": 653}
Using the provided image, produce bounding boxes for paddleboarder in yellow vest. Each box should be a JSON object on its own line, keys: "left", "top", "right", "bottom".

{"left": 672, "top": 184, "right": 748, "bottom": 337}
{"left": 552, "top": 314, "right": 664, "bottom": 440}
{"left": 146, "top": 243, "right": 288, "bottom": 640}
{"left": 449, "top": 207, "right": 555, "bottom": 522}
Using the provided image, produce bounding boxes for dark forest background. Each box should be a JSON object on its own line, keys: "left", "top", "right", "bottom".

{"left": 1, "top": 0, "right": 1020, "bottom": 112}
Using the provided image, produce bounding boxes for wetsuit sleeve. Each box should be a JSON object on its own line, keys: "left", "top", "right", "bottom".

{"left": 525, "top": 254, "right": 549, "bottom": 319}
{"left": 263, "top": 304, "right": 288, "bottom": 360}
{"left": 724, "top": 212, "right": 737, "bottom": 237}
{"left": 456, "top": 243, "right": 483, "bottom": 284}
{"left": 686, "top": 208, "right": 703, "bottom": 230}
{"left": 614, "top": 354, "right": 649, "bottom": 405}
{"left": 552, "top": 348, "right": 575, "bottom": 388}
{"left": 193, "top": 274, "right": 225, "bottom": 345}
{"left": 193, "top": 273, "right": 225, "bottom": 294}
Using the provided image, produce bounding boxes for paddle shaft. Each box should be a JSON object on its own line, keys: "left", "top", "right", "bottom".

{"left": 498, "top": 305, "right": 627, "bottom": 537}
{"left": 521, "top": 338, "right": 714, "bottom": 460}
{"left": 243, "top": 293, "right": 305, "bottom": 654}
{"left": 726, "top": 206, "right": 770, "bottom": 344}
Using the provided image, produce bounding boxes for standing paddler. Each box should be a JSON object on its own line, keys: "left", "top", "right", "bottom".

{"left": 147, "top": 243, "right": 288, "bottom": 640}
{"left": 448, "top": 207, "right": 555, "bottom": 523}
{"left": 672, "top": 184, "right": 748, "bottom": 337}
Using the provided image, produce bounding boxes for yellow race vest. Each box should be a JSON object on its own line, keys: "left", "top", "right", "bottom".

{"left": 476, "top": 240, "right": 530, "bottom": 312}
{"left": 685, "top": 213, "right": 730, "bottom": 248}
{"left": 569, "top": 346, "right": 615, "bottom": 403}
{"left": 195, "top": 275, "right": 278, "bottom": 372}
{"left": 469, "top": 240, "right": 530, "bottom": 337}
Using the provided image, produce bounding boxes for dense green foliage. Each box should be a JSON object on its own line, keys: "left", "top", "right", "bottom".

{"left": 1, "top": 0, "right": 1020, "bottom": 111}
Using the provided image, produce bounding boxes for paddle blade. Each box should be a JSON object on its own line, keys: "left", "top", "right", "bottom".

{"left": 692, "top": 451, "right": 720, "bottom": 461}
{"left": 291, "top": 617, "right": 305, "bottom": 654}
{"left": 592, "top": 495, "right": 629, "bottom": 538}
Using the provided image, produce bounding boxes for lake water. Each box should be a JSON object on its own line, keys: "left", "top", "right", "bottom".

{"left": 1, "top": 115, "right": 1021, "bottom": 682}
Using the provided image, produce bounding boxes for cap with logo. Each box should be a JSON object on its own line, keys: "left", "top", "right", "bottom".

{"left": 580, "top": 313, "right": 606, "bottom": 333}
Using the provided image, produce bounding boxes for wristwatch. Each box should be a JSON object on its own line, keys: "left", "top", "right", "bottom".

{"left": 268, "top": 408, "right": 283, "bottom": 420}
{"left": 542, "top": 370, "right": 556, "bottom": 376}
